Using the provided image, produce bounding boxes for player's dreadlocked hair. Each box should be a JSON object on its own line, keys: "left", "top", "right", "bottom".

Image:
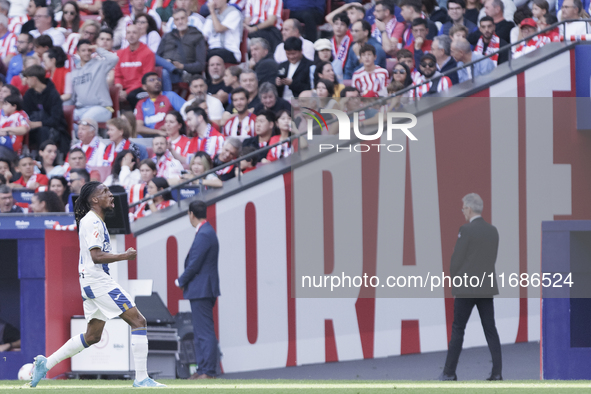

{"left": 75, "top": 181, "right": 103, "bottom": 231}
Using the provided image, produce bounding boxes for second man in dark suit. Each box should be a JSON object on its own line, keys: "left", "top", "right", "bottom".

{"left": 439, "top": 193, "right": 502, "bottom": 381}
{"left": 176, "top": 201, "right": 220, "bottom": 379}
{"left": 275, "top": 37, "right": 313, "bottom": 100}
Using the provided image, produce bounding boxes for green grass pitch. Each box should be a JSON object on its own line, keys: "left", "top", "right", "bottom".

{"left": 1, "top": 380, "right": 591, "bottom": 393}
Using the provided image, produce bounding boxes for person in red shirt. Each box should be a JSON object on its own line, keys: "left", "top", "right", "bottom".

{"left": 0, "top": 94, "right": 30, "bottom": 154}
{"left": 114, "top": 24, "right": 155, "bottom": 109}
{"left": 404, "top": 19, "right": 432, "bottom": 71}
{"left": 130, "top": 176, "right": 176, "bottom": 221}
{"left": 10, "top": 155, "right": 49, "bottom": 190}
{"left": 186, "top": 106, "right": 225, "bottom": 161}
{"left": 264, "top": 109, "right": 292, "bottom": 163}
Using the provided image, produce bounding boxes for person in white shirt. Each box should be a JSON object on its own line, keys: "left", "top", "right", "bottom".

{"left": 180, "top": 75, "right": 224, "bottom": 125}
{"left": 71, "top": 119, "right": 106, "bottom": 168}
{"left": 163, "top": 0, "right": 204, "bottom": 33}
{"left": 202, "top": 0, "right": 243, "bottom": 64}
{"left": 274, "top": 18, "right": 314, "bottom": 63}
{"left": 103, "top": 149, "right": 141, "bottom": 188}
{"left": 151, "top": 135, "right": 183, "bottom": 180}
{"left": 559, "top": 0, "right": 591, "bottom": 38}
{"left": 30, "top": 6, "right": 65, "bottom": 46}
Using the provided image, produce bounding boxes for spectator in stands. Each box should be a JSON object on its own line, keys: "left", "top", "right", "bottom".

{"left": 399, "top": 0, "right": 438, "bottom": 47}
{"left": 344, "top": 20, "right": 387, "bottom": 80}
{"left": 97, "top": 27, "right": 114, "bottom": 52}
{"left": 185, "top": 106, "right": 225, "bottom": 160}
{"left": 449, "top": 24, "right": 469, "bottom": 41}
{"left": 164, "top": 110, "right": 192, "bottom": 161}
{"left": 49, "top": 176, "right": 69, "bottom": 206}
{"left": 264, "top": 108, "right": 292, "bottom": 162}
{"left": 131, "top": 176, "right": 175, "bottom": 220}
{"left": 243, "top": 0, "right": 283, "bottom": 51}
{"left": 391, "top": 62, "right": 414, "bottom": 90}
{"left": 372, "top": 1, "right": 405, "bottom": 57}
{"left": 114, "top": 24, "right": 155, "bottom": 110}
{"left": 532, "top": 0, "right": 549, "bottom": 20}
{"left": 135, "top": 72, "right": 185, "bottom": 136}
{"left": 212, "top": 136, "right": 241, "bottom": 181}
{"left": 274, "top": 19, "right": 314, "bottom": 63}
{"left": 0, "top": 14, "right": 16, "bottom": 66}
{"left": 71, "top": 40, "right": 119, "bottom": 123}
{"left": 242, "top": 109, "right": 276, "bottom": 162}
{"left": 20, "top": 0, "right": 43, "bottom": 35}
{"left": 325, "top": 3, "right": 365, "bottom": 27}
{"left": 180, "top": 75, "right": 224, "bottom": 125}
{"left": 0, "top": 94, "right": 29, "bottom": 154}
{"left": 10, "top": 55, "right": 38, "bottom": 96}
{"left": 71, "top": 118, "right": 106, "bottom": 167}
{"left": 50, "top": 146, "right": 86, "bottom": 179}
{"left": 122, "top": 13, "right": 161, "bottom": 53}
{"left": 411, "top": 53, "right": 452, "bottom": 98}
{"left": 451, "top": 37, "right": 495, "bottom": 82}
{"left": 22, "top": 64, "right": 69, "bottom": 154}
{"left": 3, "top": 0, "right": 26, "bottom": 35}
{"left": 101, "top": 1, "right": 132, "bottom": 50}
{"left": 139, "top": 158, "right": 157, "bottom": 185}
{"left": 560, "top": 0, "right": 590, "bottom": 37}
{"left": 439, "top": 0, "right": 478, "bottom": 36}
{"left": 539, "top": 14, "right": 560, "bottom": 42}
{"left": 6, "top": 33, "right": 34, "bottom": 83}
{"left": 405, "top": 19, "right": 433, "bottom": 72}
{"left": 130, "top": 0, "right": 161, "bottom": 30}
{"left": 202, "top": 0, "right": 242, "bottom": 64}
{"left": 313, "top": 60, "right": 344, "bottom": 98}
{"left": 432, "top": 35, "right": 459, "bottom": 85}
{"left": 513, "top": 18, "right": 550, "bottom": 59}
{"left": 255, "top": 82, "right": 291, "bottom": 115}
{"left": 42, "top": 46, "right": 70, "bottom": 100}
{"left": 311, "top": 38, "right": 332, "bottom": 66}
{"left": 284, "top": 0, "right": 324, "bottom": 41}
{"left": 472, "top": 16, "right": 509, "bottom": 66}
{"left": 103, "top": 117, "right": 140, "bottom": 165}
{"left": 104, "top": 149, "right": 141, "bottom": 187}
{"left": 62, "top": 19, "right": 100, "bottom": 55}
{"left": 59, "top": 1, "right": 80, "bottom": 37}
{"left": 464, "top": 0, "right": 481, "bottom": 24}
{"left": 31, "top": 7, "right": 65, "bottom": 46}
{"left": 0, "top": 184, "right": 23, "bottom": 212}
{"left": 236, "top": 145, "right": 257, "bottom": 175}
{"left": 352, "top": 44, "right": 390, "bottom": 97}
{"left": 37, "top": 140, "right": 58, "bottom": 175}
{"left": 178, "top": 151, "right": 222, "bottom": 188}
{"left": 32, "top": 34, "right": 51, "bottom": 65}
{"left": 163, "top": 0, "right": 204, "bottom": 34}
{"left": 329, "top": 12, "right": 352, "bottom": 83}
{"left": 472, "top": 0, "right": 515, "bottom": 44}
{"left": 224, "top": 87, "right": 256, "bottom": 140}
{"left": 30, "top": 190, "right": 64, "bottom": 212}
{"left": 248, "top": 37, "right": 278, "bottom": 86}
{"left": 237, "top": 69, "right": 261, "bottom": 111}
{"left": 68, "top": 168, "right": 88, "bottom": 196}
{"left": 151, "top": 135, "right": 183, "bottom": 179}
{"left": 157, "top": 9, "right": 206, "bottom": 89}
{"left": 276, "top": 37, "right": 313, "bottom": 99}
{"left": 207, "top": 56, "right": 231, "bottom": 105}
{"left": 223, "top": 65, "right": 242, "bottom": 93}
{"left": 0, "top": 158, "right": 12, "bottom": 184}
{"left": 11, "top": 154, "right": 48, "bottom": 189}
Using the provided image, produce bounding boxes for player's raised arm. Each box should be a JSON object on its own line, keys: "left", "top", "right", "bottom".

{"left": 90, "top": 247, "right": 137, "bottom": 265}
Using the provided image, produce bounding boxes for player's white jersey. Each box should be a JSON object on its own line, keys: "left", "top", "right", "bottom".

{"left": 79, "top": 210, "right": 116, "bottom": 298}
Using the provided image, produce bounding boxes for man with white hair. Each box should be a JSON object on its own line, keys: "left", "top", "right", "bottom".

{"left": 559, "top": 0, "right": 591, "bottom": 38}
{"left": 70, "top": 118, "right": 106, "bottom": 167}
{"left": 451, "top": 37, "right": 495, "bottom": 83}
{"left": 439, "top": 193, "right": 502, "bottom": 381}
{"left": 249, "top": 37, "right": 278, "bottom": 86}
{"left": 0, "top": 0, "right": 23, "bottom": 34}
{"left": 0, "top": 13, "right": 16, "bottom": 64}
{"left": 431, "top": 35, "right": 458, "bottom": 85}
{"left": 30, "top": 6, "right": 64, "bottom": 46}
{"left": 274, "top": 19, "right": 314, "bottom": 63}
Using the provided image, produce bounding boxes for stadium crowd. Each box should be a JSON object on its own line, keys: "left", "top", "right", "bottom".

{"left": 0, "top": 0, "right": 583, "bottom": 220}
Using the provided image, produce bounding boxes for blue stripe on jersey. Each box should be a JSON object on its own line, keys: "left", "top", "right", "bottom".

{"left": 102, "top": 264, "right": 110, "bottom": 275}
{"left": 108, "top": 288, "right": 132, "bottom": 313}
{"left": 83, "top": 286, "right": 96, "bottom": 299}
{"left": 101, "top": 221, "right": 110, "bottom": 275}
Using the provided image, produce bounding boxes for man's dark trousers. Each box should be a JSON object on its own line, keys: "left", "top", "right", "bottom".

{"left": 190, "top": 297, "right": 218, "bottom": 376}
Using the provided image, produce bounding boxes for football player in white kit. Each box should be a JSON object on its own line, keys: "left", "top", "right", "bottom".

{"left": 30, "top": 182, "right": 165, "bottom": 388}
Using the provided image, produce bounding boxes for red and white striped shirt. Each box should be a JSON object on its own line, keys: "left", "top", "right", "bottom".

{"left": 512, "top": 35, "right": 551, "bottom": 59}
{"left": 103, "top": 139, "right": 132, "bottom": 166}
{"left": 266, "top": 135, "right": 291, "bottom": 162}
{"left": 8, "top": 16, "right": 28, "bottom": 34}
{"left": 244, "top": 0, "right": 283, "bottom": 30}
{"left": 352, "top": 66, "right": 390, "bottom": 97}
{"left": 63, "top": 32, "right": 80, "bottom": 55}
{"left": 153, "top": 150, "right": 183, "bottom": 179}
{"left": 169, "top": 134, "right": 192, "bottom": 157}
{"left": 474, "top": 34, "right": 501, "bottom": 66}
{"left": 187, "top": 124, "right": 225, "bottom": 159}
{"left": 0, "top": 31, "right": 17, "bottom": 60}
{"left": 0, "top": 110, "right": 29, "bottom": 154}
{"left": 223, "top": 113, "right": 256, "bottom": 140}
{"left": 128, "top": 183, "right": 146, "bottom": 205}
{"left": 71, "top": 136, "right": 106, "bottom": 167}
{"left": 13, "top": 173, "right": 48, "bottom": 191}
{"left": 410, "top": 74, "right": 452, "bottom": 98}
{"left": 130, "top": 199, "right": 176, "bottom": 222}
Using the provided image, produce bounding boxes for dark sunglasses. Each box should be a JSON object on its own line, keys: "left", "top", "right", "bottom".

{"left": 392, "top": 69, "right": 406, "bottom": 74}
{"left": 420, "top": 62, "right": 436, "bottom": 68}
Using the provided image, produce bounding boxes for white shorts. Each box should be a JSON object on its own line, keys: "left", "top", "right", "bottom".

{"left": 82, "top": 285, "right": 136, "bottom": 323}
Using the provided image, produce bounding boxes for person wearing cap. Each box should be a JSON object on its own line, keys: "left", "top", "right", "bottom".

{"left": 70, "top": 118, "right": 107, "bottom": 167}
{"left": 274, "top": 19, "right": 314, "bottom": 63}
{"left": 512, "top": 18, "right": 551, "bottom": 59}
{"left": 410, "top": 53, "right": 452, "bottom": 99}
{"left": 309, "top": 38, "right": 339, "bottom": 91}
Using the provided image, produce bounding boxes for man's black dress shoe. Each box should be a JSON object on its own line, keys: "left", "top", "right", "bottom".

{"left": 438, "top": 372, "right": 457, "bottom": 381}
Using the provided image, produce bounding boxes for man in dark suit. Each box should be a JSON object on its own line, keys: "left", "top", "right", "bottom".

{"left": 176, "top": 201, "right": 220, "bottom": 379}
{"left": 439, "top": 193, "right": 502, "bottom": 381}
{"left": 432, "top": 35, "right": 459, "bottom": 86}
{"left": 275, "top": 37, "right": 313, "bottom": 99}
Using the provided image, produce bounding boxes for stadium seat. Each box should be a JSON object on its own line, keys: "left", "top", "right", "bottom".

{"left": 282, "top": 9, "right": 290, "bottom": 21}
{"left": 386, "top": 58, "right": 398, "bottom": 77}
{"left": 110, "top": 84, "right": 121, "bottom": 118}
{"left": 63, "top": 105, "right": 75, "bottom": 140}
{"left": 90, "top": 166, "right": 111, "bottom": 182}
